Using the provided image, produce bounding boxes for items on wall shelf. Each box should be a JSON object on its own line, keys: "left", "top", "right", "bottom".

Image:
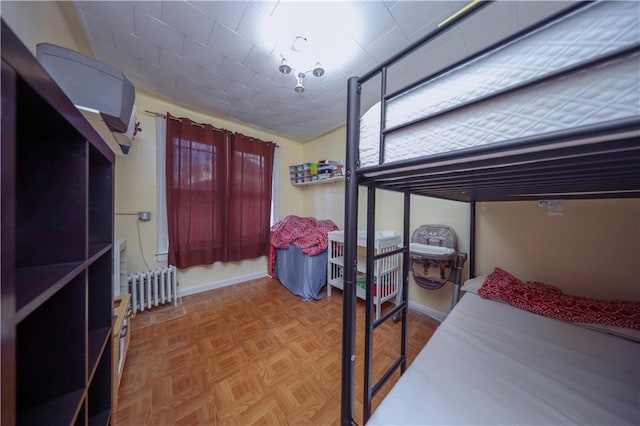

{"left": 289, "top": 160, "right": 344, "bottom": 185}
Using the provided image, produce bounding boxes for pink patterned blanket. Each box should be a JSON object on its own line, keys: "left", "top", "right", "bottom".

{"left": 270, "top": 215, "right": 338, "bottom": 256}
{"left": 478, "top": 268, "right": 640, "bottom": 329}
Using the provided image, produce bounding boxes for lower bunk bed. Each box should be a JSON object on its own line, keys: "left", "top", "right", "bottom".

{"left": 368, "top": 291, "right": 640, "bottom": 425}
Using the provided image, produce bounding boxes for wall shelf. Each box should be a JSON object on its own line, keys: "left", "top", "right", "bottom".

{"left": 291, "top": 176, "right": 345, "bottom": 187}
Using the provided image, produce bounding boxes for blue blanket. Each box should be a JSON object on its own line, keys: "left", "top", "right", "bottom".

{"left": 275, "top": 245, "right": 327, "bottom": 300}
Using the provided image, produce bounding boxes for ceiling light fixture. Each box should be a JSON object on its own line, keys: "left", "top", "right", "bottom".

{"left": 294, "top": 73, "right": 305, "bottom": 93}
{"left": 278, "top": 36, "right": 324, "bottom": 94}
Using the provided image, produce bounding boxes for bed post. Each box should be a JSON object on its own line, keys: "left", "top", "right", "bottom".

{"left": 470, "top": 201, "right": 476, "bottom": 279}
{"left": 363, "top": 185, "right": 376, "bottom": 422}
{"left": 342, "top": 76, "right": 360, "bottom": 426}
{"left": 400, "top": 192, "right": 410, "bottom": 373}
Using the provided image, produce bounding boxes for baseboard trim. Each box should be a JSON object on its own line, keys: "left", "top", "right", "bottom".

{"left": 177, "top": 271, "right": 268, "bottom": 297}
{"left": 407, "top": 301, "right": 447, "bottom": 323}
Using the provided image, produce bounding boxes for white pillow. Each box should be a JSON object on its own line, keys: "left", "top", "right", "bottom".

{"left": 461, "top": 275, "right": 488, "bottom": 294}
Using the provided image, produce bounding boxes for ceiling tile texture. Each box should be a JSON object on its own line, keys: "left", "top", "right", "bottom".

{"left": 74, "top": 0, "right": 574, "bottom": 142}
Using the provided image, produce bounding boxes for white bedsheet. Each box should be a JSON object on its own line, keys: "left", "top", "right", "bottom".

{"left": 360, "top": 1, "right": 640, "bottom": 167}
{"left": 368, "top": 293, "right": 640, "bottom": 425}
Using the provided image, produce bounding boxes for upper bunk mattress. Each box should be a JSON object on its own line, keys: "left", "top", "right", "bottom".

{"left": 360, "top": 1, "right": 640, "bottom": 167}
{"left": 367, "top": 293, "right": 640, "bottom": 425}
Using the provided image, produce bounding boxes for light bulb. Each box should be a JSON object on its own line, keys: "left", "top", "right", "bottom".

{"left": 294, "top": 74, "right": 305, "bottom": 93}
{"left": 312, "top": 63, "right": 325, "bottom": 77}
{"left": 279, "top": 57, "right": 291, "bottom": 74}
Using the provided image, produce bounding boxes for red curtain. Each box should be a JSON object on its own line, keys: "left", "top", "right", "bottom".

{"left": 227, "top": 133, "right": 275, "bottom": 261}
{"left": 165, "top": 113, "right": 275, "bottom": 268}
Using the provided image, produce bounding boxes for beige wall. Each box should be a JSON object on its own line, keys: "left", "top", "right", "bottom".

{"left": 300, "top": 128, "right": 346, "bottom": 227}
{"left": 476, "top": 199, "right": 640, "bottom": 301}
{"left": 303, "top": 125, "right": 640, "bottom": 314}
{"left": 117, "top": 91, "right": 304, "bottom": 290}
{"left": 1, "top": 1, "right": 89, "bottom": 56}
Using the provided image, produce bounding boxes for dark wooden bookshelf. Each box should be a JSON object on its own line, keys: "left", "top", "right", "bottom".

{"left": 88, "top": 411, "right": 111, "bottom": 426}
{"left": 15, "top": 262, "right": 84, "bottom": 316}
{"left": 88, "top": 344, "right": 112, "bottom": 426}
{"left": 18, "top": 390, "right": 85, "bottom": 426}
{"left": 75, "top": 400, "right": 87, "bottom": 426}
{"left": 2, "top": 20, "right": 115, "bottom": 426}
{"left": 88, "top": 243, "right": 112, "bottom": 260}
{"left": 88, "top": 327, "right": 111, "bottom": 380}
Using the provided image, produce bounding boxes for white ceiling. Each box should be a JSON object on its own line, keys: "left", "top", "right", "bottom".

{"left": 74, "top": 1, "right": 573, "bottom": 142}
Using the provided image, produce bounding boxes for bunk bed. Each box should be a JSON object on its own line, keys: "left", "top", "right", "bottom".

{"left": 340, "top": 1, "right": 640, "bottom": 424}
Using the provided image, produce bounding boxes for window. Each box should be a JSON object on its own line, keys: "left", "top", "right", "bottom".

{"left": 156, "top": 116, "right": 168, "bottom": 263}
{"left": 160, "top": 113, "right": 276, "bottom": 269}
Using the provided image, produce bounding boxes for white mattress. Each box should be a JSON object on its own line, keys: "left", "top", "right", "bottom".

{"left": 368, "top": 293, "right": 640, "bottom": 425}
{"left": 360, "top": 1, "right": 640, "bottom": 167}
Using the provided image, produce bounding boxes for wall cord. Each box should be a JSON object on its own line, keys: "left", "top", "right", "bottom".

{"left": 137, "top": 219, "right": 152, "bottom": 271}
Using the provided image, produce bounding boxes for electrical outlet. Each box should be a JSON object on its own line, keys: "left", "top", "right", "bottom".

{"left": 138, "top": 211, "right": 151, "bottom": 221}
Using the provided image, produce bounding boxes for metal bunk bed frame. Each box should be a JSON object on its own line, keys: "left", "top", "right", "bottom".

{"left": 340, "top": 1, "right": 640, "bottom": 424}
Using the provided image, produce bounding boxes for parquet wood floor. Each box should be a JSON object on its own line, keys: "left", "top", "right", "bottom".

{"left": 112, "top": 277, "right": 439, "bottom": 425}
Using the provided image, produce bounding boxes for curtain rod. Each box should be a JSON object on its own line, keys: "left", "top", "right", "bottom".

{"left": 144, "top": 109, "right": 280, "bottom": 147}
{"left": 145, "top": 109, "right": 166, "bottom": 118}
{"left": 146, "top": 110, "right": 205, "bottom": 127}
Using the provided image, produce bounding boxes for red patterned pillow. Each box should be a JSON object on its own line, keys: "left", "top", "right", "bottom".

{"left": 477, "top": 268, "right": 562, "bottom": 300}
{"left": 478, "top": 268, "right": 640, "bottom": 330}
{"left": 476, "top": 267, "right": 522, "bottom": 299}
